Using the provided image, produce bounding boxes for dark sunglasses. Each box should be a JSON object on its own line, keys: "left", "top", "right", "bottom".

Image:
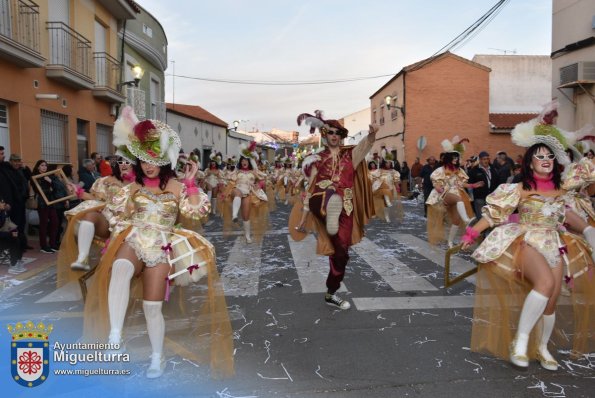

{"left": 326, "top": 130, "right": 341, "bottom": 136}
{"left": 533, "top": 154, "right": 555, "bottom": 161}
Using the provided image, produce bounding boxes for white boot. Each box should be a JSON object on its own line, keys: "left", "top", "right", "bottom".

{"left": 537, "top": 313, "right": 558, "bottom": 371}
{"left": 232, "top": 196, "right": 241, "bottom": 222}
{"left": 511, "top": 290, "right": 549, "bottom": 368}
{"left": 383, "top": 208, "right": 390, "bottom": 223}
{"left": 582, "top": 226, "right": 595, "bottom": 263}
{"left": 211, "top": 197, "right": 217, "bottom": 216}
{"left": 143, "top": 300, "right": 165, "bottom": 378}
{"left": 243, "top": 220, "right": 252, "bottom": 244}
{"left": 108, "top": 259, "right": 135, "bottom": 347}
{"left": 447, "top": 225, "right": 459, "bottom": 248}
{"left": 384, "top": 195, "right": 392, "bottom": 208}
{"left": 71, "top": 220, "right": 94, "bottom": 271}
{"left": 206, "top": 190, "right": 213, "bottom": 212}
{"left": 456, "top": 201, "right": 473, "bottom": 225}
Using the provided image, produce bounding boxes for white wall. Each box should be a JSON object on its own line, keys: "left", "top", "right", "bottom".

{"left": 473, "top": 55, "right": 552, "bottom": 113}
{"left": 342, "top": 107, "right": 370, "bottom": 145}
{"left": 165, "top": 110, "right": 227, "bottom": 165}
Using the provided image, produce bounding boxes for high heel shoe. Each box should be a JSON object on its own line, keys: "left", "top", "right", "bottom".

{"left": 536, "top": 350, "right": 559, "bottom": 371}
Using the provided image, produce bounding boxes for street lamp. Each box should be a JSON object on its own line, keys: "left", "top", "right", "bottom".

{"left": 233, "top": 120, "right": 239, "bottom": 131}
{"left": 384, "top": 95, "right": 405, "bottom": 114}
{"left": 118, "top": 65, "right": 145, "bottom": 89}
{"left": 226, "top": 120, "right": 240, "bottom": 157}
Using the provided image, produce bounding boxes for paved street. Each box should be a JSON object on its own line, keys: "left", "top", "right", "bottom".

{"left": 1, "top": 199, "right": 593, "bottom": 398}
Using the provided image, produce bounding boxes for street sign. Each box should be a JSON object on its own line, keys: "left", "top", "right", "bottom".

{"left": 417, "top": 136, "right": 427, "bottom": 151}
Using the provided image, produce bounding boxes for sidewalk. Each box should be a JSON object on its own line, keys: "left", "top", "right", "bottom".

{"left": 0, "top": 236, "right": 58, "bottom": 292}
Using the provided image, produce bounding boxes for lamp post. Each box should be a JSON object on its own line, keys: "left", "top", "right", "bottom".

{"left": 384, "top": 94, "right": 406, "bottom": 162}
{"left": 118, "top": 65, "right": 145, "bottom": 90}
{"left": 226, "top": 120, "right": 240, "bottom": 157}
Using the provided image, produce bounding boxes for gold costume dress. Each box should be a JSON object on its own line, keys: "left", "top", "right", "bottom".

{"left": 83, "top": 182, "right": 234, "bottom": 378}
{"left": 470, "top": 183, "right": 594, "bottom": 361}
{"left": 561, "top": 158, "right": 595, "bottom": 225}
{"left": 425, "top": 166, "right": 474, "bottom": 243}
{"left": 57, "top": 176, "right": 126, "bottom": 287}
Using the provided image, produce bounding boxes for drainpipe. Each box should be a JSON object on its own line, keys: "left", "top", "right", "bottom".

{"left": 115, "top": 20, "right": 127, "bottom": 118}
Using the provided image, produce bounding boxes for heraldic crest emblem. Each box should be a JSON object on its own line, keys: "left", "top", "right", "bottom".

{"left": 8, "top": 321, "right": 53, "bottom": 387}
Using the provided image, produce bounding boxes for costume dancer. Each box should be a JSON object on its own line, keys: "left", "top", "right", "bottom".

{"left": 425, "top": 137, "right": 482, "bottom": 247}
{"left": 226, "top": 142, "right": 268, "bottom": 243}
{"left": 289, "top": 111, "right": 376, "bottom": 309}
{"left": 203, "top": 154, "right": 222, "bottom": 215}
{"left": 462, "top": 108, "right": 595, "bottom": 371}
{"left": 83, "top": 107, "right": 233, "bottom": 379}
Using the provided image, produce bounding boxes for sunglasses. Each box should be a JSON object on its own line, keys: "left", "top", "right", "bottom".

{"left": 117, "top": 160, "right": 131, "bottom": 165}
{"left": 326, "top": 130, "right": 341, "bottom": 136}
{"left": 533, "top": 154, "right": 556, "bottom": 161}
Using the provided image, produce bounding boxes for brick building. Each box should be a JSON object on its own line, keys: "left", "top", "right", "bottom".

{"left": 369, "top": 52, "right": 521, "bottom": 164}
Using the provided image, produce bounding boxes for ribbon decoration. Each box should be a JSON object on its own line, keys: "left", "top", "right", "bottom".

{"left": 564, "top": 275, "right": 574, "bottom": 289}
{"left": 167, "top": 261, "right": 207, "bottom": 281}
{"left": 161, "top": 242, "right": 173, "bottom": 253}
{"left": 100, "top": 238, "right": 111, "bottom": 255}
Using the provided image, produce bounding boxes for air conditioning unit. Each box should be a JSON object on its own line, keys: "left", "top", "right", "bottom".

{"left": 560, "top": 61, "right": 595, "bottom": 85}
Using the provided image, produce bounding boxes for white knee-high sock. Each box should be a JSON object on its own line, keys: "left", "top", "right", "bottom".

{"left": 108, "top": 259, "right": 135, "bottom": 343}
{"left": 243, "top": 220, "right": 252, "bottom": 243}
{"left": 383, "top": 208, "right": 390, "bottom": 222}
{"left": 232, "top": 197, "right": 241, "bottom": 219}
{"left": 211, "top": 197, "right": 217, "bottom": 215}
{"left": 143, "top": 300, "right": 164, "bottom": 357}
{"left": 539, "top": 313, "right": 556, "bottom": 355}
{"left": 514, "top": 290, "right": 549, "bottom": 355}
{"left": 456, "top": 201, "right": 471, "bottom": 224}
{"left": 76, "top": 220, "right": 95, "bottom": 262}
{"left": 582, "top": 226, "right": 595, "bottom": 261}
{"left": 447, "top": 224, "right": 459, "bottom": 246}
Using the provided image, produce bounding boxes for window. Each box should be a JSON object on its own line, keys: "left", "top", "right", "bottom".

{"left": 142, "top": 24, "right": 153, "bottom": 38}
{"left": 0, "top": 102, "right": 9, "bottom": 155}
{"left": 41, "top": 109, "right": 69, "bottom": 163}
{"left": 96, "top": 124, "right": 112, "bottom": 158}
{"left": 372, "top": 110, "right": 377, "bottom": 124}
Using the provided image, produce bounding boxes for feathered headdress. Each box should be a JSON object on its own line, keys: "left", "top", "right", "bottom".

{"left": 297, "top": 110, "right": 348, "bottom": 138}
{"left": 113, "top": 106, "right": 181, "bottom": 169}
{"left": 239, "top": 141, "right": 259, "bottom": 169}
{"left": 441, "top": 136, "right": 469, "bottom": 155}
{"left": 511, "top": 100, "right": 593, "bottom": 165}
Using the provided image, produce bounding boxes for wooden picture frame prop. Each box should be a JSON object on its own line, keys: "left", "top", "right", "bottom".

{"left": 444, "top": 243, "right": 478, "bottom": 288}
{"left": 31, "top": 168, "right": 78, "bottom": 206}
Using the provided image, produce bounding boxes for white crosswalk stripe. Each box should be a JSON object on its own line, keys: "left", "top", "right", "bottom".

{"left": 352, "top": 237, "right": 438, "bottom": 291}
{"left": 390, "top": 233, "right": 477, "bottom": 285}
{"left": 288, "top": 235, "right": 347, "bottom": 293}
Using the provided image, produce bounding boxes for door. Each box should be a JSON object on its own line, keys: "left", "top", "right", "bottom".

{"left": 48, "top": 0, "right": 69, "bottom": 65}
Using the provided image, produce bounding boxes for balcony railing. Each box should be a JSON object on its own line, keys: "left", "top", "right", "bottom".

{"left": 0, "top": 0, "right": 43, "bottom": 67}
{"left": 0, "top": 0, "right": 40, "bottom": 52}
{"left": 94, "top": 52, "right": 120, "bottom": 91}
{"left": 126, "top": 87, "right": 146, "bottom": 119}
{"left": 47, "top": 21, "right": 92, "bottom": 79}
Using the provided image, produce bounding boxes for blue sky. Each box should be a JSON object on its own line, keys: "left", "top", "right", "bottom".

{"left": 140, "top": 0, "right": 552, "bottom": 134}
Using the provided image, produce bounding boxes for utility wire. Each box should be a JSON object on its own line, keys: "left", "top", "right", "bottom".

{"left": 165, "top": 0, "right": 510, "bottom": 86}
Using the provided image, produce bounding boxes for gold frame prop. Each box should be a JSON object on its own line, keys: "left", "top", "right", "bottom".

{"left": 444, "top": 244, "right": 478, "bottom": 288}
{"left": 31, "top": 169, "right": 77, "bottom": 206}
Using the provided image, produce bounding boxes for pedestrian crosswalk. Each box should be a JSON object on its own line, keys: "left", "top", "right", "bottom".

{"left": 32, "top": 231, "right": 478, "bottom": 311}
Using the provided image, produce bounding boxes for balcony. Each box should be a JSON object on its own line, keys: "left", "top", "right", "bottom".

{"left": 46, "top": 21, "right": 94, "bottom": 90}
{"left": 0, "top": 0, "right": 44, "bottom": 67}
{"left": 92, "top": 52, "right": 125, "bottom": 103}
{"left": 126, "top": 87, "right": 146, "bottom": 119}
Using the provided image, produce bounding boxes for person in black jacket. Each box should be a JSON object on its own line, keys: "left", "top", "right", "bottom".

{"left": 468, "top": 151, "right": 498, "bottom": 219}
{"left": 0, "top": 198, "right": 25, "bottom": 273}
{"left": 420, "top": 156, "right": 438, "bottom": 217}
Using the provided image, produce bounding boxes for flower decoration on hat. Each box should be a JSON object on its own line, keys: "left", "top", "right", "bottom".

{"left": 297, "top": 110, "right": 348, "bottom": 138}
{"left": 511, "top": 100, "right": 594, "bottom": 166}
{"left": 113, "top": 106, "right": 181, "bottom": 169}
{"left": 441, "top": 136, "right": 469, "bottom": 156}
{"left": 239, "top": 141, "right": 259, "bottom": 170}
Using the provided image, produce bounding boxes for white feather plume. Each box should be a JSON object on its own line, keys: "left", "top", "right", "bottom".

{"left": 511, "top": 119, "right": 538, "bottom": 148}
{"left": 113, "top": 106, "right": 138, "bottom": 146}
{"left": 563, "top": 124, "right": 594, "bottom": 146}
{"left": 441, "top": 139, "right": 454, "bottom": 153}
{"left": 166, "top": 134, "right": 180, "bottom": 170}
